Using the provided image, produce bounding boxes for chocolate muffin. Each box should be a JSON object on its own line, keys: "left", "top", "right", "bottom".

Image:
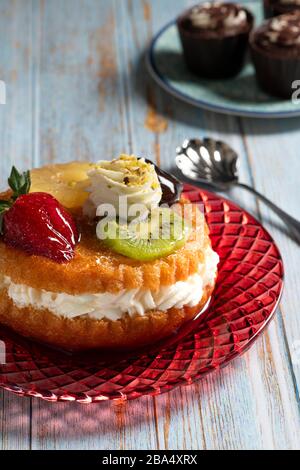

{"left": 264, "top": 0, "right": 300, "bottom": 19}
{"left": 250, "top": 12, "right": 300, "bottom": 98}
{"left": 177, "top": 2, "right": 254, "bottom": 79}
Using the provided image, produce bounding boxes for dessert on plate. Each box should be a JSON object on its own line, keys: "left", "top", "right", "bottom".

{"left": 264, "top": 0, "right": 300, "bottom": 18}
{"left": 177, "top": 1, "right": 254, "bottom": 78}
{"left": 0, "top": 155, "right": 219, "bottom": 351}
{"left": 250, "top": 11, "right": 300, "bottom": 98}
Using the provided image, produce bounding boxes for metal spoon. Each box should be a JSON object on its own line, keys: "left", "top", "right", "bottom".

{"left": 176, "top": 137, "right": 300, "bottom": 245}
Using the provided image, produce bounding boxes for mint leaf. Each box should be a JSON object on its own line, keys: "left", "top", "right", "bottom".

{"left": 8, "top": 166, "right": 31, "bottom": 200}
{"left": 18, "top": 170, "right": 31, "bottom": 196}
{"left": 8, "top": 166, "right": 21, "bottom": 193}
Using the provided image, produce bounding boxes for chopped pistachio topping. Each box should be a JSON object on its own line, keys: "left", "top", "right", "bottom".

{"left": 94, "top": 154, "right": 160, "bottom": 189}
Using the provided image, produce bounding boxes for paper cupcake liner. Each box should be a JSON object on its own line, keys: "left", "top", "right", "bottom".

{"left": 250, "top": 40, "right": 300, "bottom": 99}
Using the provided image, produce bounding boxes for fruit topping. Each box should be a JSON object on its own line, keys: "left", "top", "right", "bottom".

{"left": 145, "top": 159, "right": 183, "bottom": 206}
{"left": 97, "top": 207, "right": 191, "bottom": 261}
{"left": 0, "top": 167, "right": 79, "bottom": 262}
{"left": 30, "top": 161, "right": 97, "bottom": 209}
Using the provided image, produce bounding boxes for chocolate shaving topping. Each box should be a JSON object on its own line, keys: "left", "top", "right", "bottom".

{"left": 261, "top": 12, "right": 300, "bottom": 47}
{"left": 189, "top": 2, "right": 248, "bottom": 31}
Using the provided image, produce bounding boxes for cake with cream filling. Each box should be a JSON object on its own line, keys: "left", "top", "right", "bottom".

{"left": 0, "top": 156, "right": 219, "bottom": 351}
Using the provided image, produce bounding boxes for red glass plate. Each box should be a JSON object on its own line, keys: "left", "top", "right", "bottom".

{"left": 0, "top": 186, "right": 284, "bottom": 403}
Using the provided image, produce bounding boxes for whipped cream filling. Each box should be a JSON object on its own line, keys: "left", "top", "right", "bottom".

{"left": 2, "top": 246, "right": 219, "bottom": 322}
{"left": 189, "top": 2, "right": 247, "bottom": 30}
{"left": 84, "top": 154, "right": 162, "bottom": 220}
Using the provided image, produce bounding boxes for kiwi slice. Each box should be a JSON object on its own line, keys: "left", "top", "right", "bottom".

{"left": 98, "top": 208, "right": 191, "bottom": 261}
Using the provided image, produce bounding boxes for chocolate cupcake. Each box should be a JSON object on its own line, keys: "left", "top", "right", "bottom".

{"left": 177, "top": 2, "right": 254, "bottom": 79}
{"left": 250, "top": 12, "right": 300, "bottom": 98}
{"left": 264, "top": 0, "right": 300, "bottom": 19}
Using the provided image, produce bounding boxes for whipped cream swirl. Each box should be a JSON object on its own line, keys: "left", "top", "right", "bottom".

{"left": 263, "top": 12, "right": 300, "bottom": 47}
{"left": 84, "top": 155, "right": 162, "bottom": 219}
{"left": 189, "top": 2, "right": 248, "bottom": 30}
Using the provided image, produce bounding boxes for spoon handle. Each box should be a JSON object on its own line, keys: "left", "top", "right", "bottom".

{"left": 236, "top": 182, "right": 300, "bottom": 245}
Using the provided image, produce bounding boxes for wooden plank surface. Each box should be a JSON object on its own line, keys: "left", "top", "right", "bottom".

{"left": 0, "top": 0, "right": 299, "bottom": 450}
{"left": 0, "top": 0, "right": 33, "bottom": 450}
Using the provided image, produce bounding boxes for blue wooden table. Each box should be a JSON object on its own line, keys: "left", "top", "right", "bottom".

{"left": 0, "top": 0, "right": 299, "bottom": 450}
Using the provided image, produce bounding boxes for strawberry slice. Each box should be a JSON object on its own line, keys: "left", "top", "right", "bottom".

{"left": 0, "top": 167, "right": 79, "bottom": 262}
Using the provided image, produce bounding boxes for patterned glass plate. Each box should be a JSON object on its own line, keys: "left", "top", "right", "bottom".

{"left": 0, "top": 186, "right": 284, "bottom": 403}
{"left": 147, "top": 0, "right": 300, "bottom": 118}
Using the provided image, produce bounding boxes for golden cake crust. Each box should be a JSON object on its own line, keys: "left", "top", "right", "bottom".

{"left": 0, "top": 285, "right": 213, "bottom": 351}
{"left": 0, "top": 195, "right": 209, "bottom": 294}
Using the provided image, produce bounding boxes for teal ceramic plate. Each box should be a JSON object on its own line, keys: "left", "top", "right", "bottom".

{"left": 147, "top": 1, "right": 300, "bottom": 118}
